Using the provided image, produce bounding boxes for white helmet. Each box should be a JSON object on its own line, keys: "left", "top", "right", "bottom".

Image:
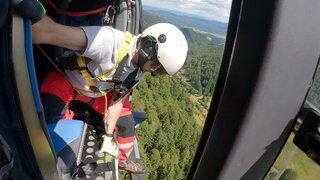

{"left": 141, "top": 23, "right": 188, "bottom": 75}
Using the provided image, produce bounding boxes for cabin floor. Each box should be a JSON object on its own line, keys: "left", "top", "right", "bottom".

{"left": 75, "top": 121, "right": 117, "bottom": 180}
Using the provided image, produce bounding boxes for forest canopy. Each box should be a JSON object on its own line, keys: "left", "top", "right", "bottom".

{"left": 131, "top": 11, "right": 225, "bottom": 179}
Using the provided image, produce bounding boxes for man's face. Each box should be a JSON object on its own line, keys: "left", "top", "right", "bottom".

{"left": 142, "top": 60, "right": 168, "bottom": 75}
{"left": 133, "top": 37, "right": 168, "bottom": 75}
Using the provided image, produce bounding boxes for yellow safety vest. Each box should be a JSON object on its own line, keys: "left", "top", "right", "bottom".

{"left": 77, "top": 31, "right": 135, "bottom": 88}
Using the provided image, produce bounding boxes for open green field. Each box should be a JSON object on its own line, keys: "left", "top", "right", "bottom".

{"left": 265, "top": 133, "right": 320, "bottom": 180}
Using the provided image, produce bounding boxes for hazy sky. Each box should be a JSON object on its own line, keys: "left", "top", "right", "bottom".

{"left": 141, "top": 0, "right": 232, "bottom": 23}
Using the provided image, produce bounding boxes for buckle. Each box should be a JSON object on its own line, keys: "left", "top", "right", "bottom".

{"left": 113, "top": 84, "right": 129, "bottom": 95}
{"left": 104, "top": 5, "right": 115, "bottom": 25}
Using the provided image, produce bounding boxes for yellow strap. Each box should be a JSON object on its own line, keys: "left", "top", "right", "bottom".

{"left": 77, "top": 31, "right": 134, "bottom": 88}
{"left": 117, "top": 31, "right": 134, "bottom": 64}
{"left": 97, "top": 31, "right": 134, "bottom": 81}
{"left": 77, "top": 56, "right": 96, "bottom": 87}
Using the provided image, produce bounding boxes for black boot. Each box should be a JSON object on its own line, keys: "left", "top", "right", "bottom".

{"left": 119, "top": 159, "right": 147, "bottom": 175}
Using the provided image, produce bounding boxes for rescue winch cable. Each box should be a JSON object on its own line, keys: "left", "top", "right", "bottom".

{"left": 36, "top": 44, "right": 81, "bottom": 94}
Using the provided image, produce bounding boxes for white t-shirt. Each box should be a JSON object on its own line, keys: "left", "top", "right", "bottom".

{"left": 64, "top": 26, "right": 145, "bottom": 97}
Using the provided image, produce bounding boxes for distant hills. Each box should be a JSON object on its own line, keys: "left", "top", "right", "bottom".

{"left": 142, "top": 10, "right": 225, "bottom": 47}
{"left": 143, "top": 5, "right": 228, "bottom": 36}
{"left": 180, "top": 27, "right": 225, "bottom": 47}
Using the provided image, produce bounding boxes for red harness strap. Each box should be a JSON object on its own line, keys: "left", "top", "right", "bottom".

{"left": 40, "top": 72, "right": 132, "bottom": 117}
{"left": 44, "top": 0, "right": 107, "bottom": 17}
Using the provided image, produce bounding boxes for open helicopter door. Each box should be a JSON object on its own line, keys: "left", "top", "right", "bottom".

{"left": 188, "top": 0, "right": 320, "bottom": 179}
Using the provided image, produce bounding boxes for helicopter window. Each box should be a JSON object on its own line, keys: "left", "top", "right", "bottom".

{"left": 131, "top": 1, "right": 231, "bottom": 179}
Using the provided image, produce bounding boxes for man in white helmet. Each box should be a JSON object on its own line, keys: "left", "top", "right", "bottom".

{"left": 32, "top": 15, "right": 188, "bottom": 174}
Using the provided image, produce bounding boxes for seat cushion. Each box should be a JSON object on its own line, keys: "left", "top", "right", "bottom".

{"left": 47, "top": 119, "right": 84, "bottom": 154}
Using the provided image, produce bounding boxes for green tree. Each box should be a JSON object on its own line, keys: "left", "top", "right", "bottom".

{"left": 279, "top": 169, "right": 298, "bottom": 180}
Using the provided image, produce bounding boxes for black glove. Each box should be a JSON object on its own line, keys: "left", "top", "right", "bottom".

{"left": 14, "top": 0, "right": 45, "bottom": 24}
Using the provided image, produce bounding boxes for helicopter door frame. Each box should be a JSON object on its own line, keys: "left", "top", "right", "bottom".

{"left": 188, "top": 0, "right": 320, "bottom": 179}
